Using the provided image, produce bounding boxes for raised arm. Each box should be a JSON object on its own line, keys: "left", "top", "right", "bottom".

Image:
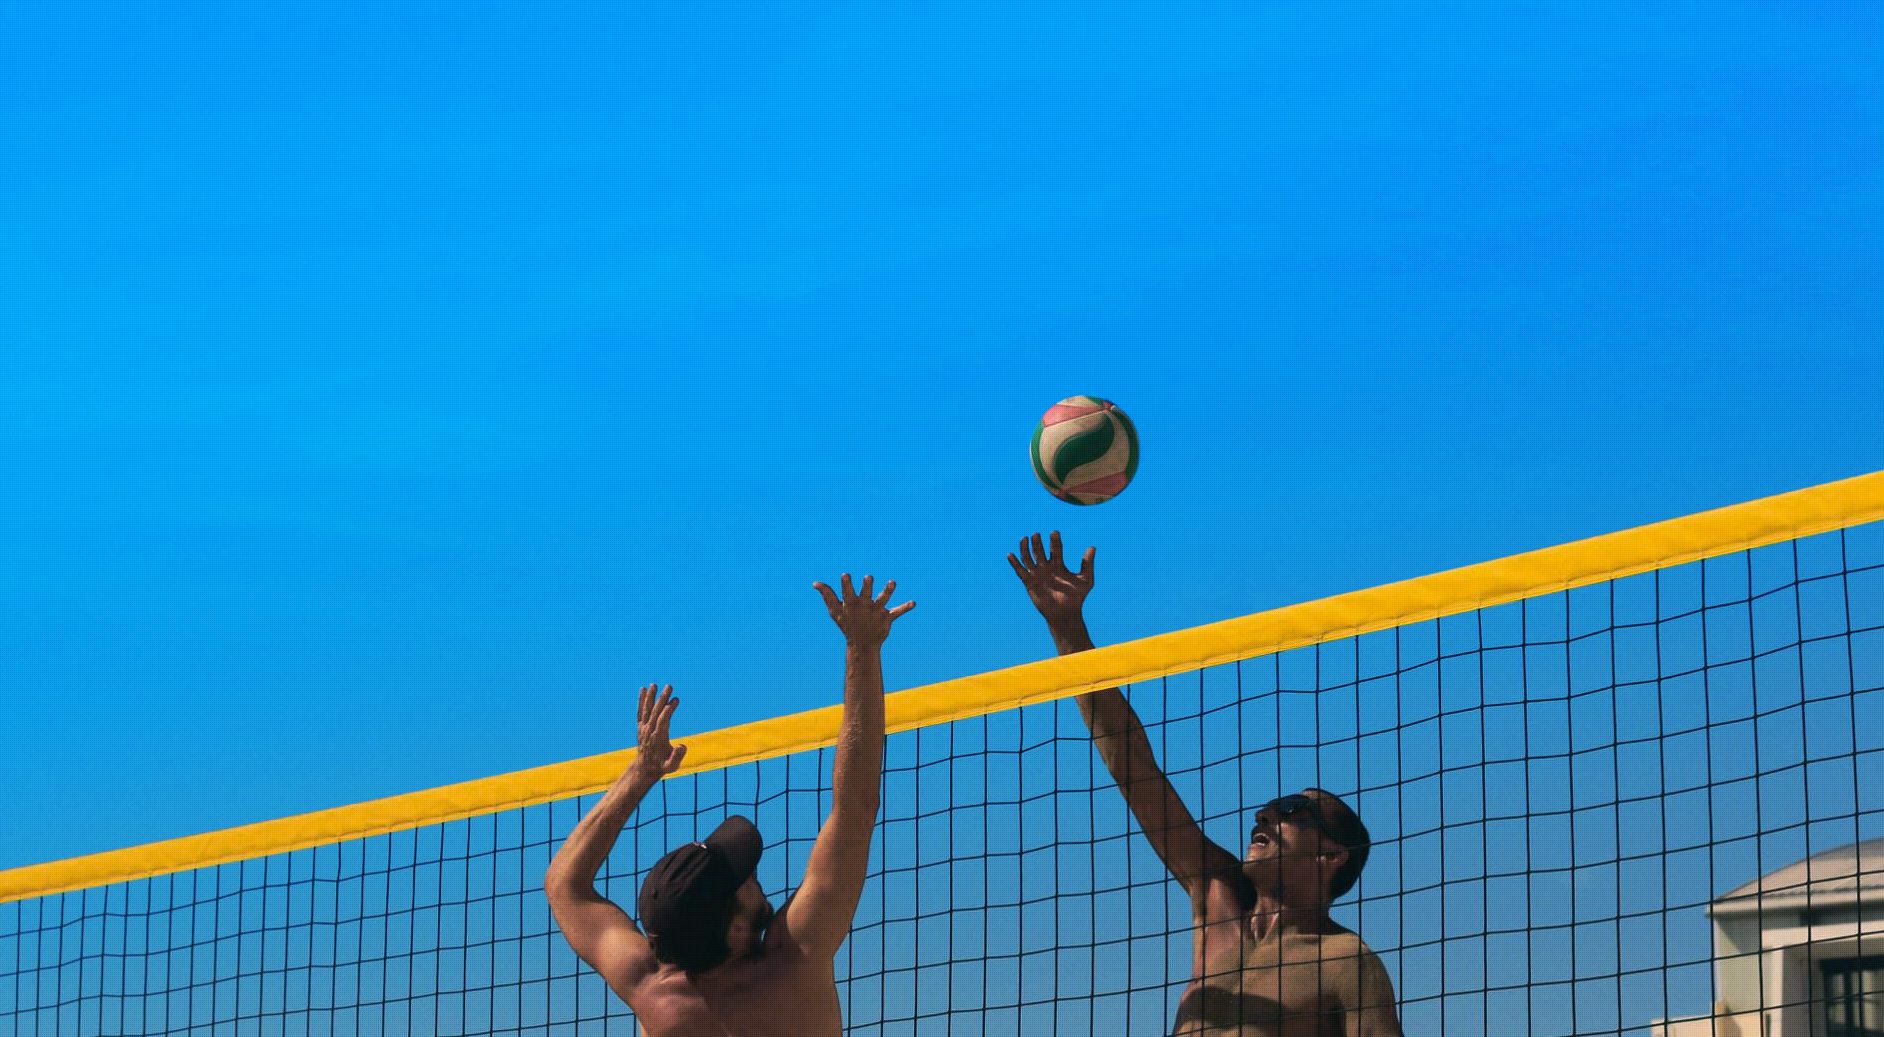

{"left": 1010, "top": 533, "right": 1240, "bottom": 902}
{"left": 772, "top": 573, "right": 914, "bottom": 960}
{"left": 543, "top": 683, "right": 689, "bottom": 998}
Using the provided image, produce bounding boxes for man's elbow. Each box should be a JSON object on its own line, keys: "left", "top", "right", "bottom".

{"left": 542, "top": 863, "right": 581, "bottom": 901}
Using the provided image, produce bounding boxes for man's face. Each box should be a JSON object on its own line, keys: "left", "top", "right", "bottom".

{"left": 722, "top": 877, "right": 774, "bottom": 960}
{"left": 1242, "top": 791, "right": 1339, "bottom": 901}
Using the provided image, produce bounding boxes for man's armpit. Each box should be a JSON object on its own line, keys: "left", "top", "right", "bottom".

{"left": 1193, "top": 869, "right": 1256, "bottom": 922}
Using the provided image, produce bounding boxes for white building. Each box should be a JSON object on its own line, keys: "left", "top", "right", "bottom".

{"left": 1656, "top": 837, "right": 1883, "bottom": 1037}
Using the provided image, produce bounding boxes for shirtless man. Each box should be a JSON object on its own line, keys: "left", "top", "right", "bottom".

{"left": 544, "top": 573, "right": 914, "bottom": 1037}
{"left": 1010, "top": 533, "right": 1402, "bottom": 1037}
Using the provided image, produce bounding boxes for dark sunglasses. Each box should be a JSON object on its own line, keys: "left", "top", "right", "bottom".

{"left": 1250, "top": 794, "right": 1341, "bottom": 845}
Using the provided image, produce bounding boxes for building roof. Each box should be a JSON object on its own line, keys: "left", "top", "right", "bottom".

{"left": 1712, "top": 836, "right": 1884, "bottom": 917}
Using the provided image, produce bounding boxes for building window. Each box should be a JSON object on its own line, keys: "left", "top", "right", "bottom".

{"left": 1824, "top": 957, "right": 1884, "bottom": 1037}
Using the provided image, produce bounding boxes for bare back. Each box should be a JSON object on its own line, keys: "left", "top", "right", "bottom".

{"left": 621, "top": 930, "right": 841, "bottom": 1037}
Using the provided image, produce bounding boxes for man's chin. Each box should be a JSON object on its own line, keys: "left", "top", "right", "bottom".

{"left": 1241, "top": 858, "right": 1279, "bottom": 885}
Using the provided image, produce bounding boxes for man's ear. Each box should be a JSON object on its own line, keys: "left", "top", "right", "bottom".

{"left": 1319, "top": 844, "right": 1350, "bottom": 873}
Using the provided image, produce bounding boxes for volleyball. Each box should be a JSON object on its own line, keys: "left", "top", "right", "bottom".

{"left": 1030, "top": 395, "right": 1140, "bottom": 506}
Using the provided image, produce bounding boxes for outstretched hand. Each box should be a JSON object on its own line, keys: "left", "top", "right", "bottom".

{"left": 1008, "top": 531, "right": 1095, "bottom": 628}
{"left": 813, "top": 573, "right": 916, "bottom": 647}
{"left": 631, "top": 683, "right": 689, "bottom": 779}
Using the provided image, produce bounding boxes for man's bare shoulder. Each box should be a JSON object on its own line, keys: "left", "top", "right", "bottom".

{"left": 1310, "top": 924, "right": 1401, "bottom": 1029}
{"left": 1317, "top": 925, "right": 1377, "bottom": 954}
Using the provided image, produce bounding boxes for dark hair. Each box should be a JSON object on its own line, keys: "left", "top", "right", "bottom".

{"left": 646, "top": 898, "right": 737, "bottom": 972}
{"left": 1328, "top": 835, "right": 1371, "bottom": 901}
{"left": 1302, "top": 788, "right": 1372, "bottom": 902}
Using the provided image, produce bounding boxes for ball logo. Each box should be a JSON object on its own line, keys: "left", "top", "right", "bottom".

{"left": 1030, "top": 396, "right": 1139, "bottom": 506}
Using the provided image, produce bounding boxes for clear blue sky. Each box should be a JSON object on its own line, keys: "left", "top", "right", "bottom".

{"left": 2, "top": 0, "right": 1880, "bottom": 875}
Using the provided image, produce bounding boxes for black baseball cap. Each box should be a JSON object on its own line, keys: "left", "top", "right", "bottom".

{"left": 637, "top": 816, "right": 764, "bottom": 944}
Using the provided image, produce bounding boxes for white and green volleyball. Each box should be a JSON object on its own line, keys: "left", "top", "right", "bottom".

{"left": 1030, "top": 395, "right": 1140, "bottom": 506}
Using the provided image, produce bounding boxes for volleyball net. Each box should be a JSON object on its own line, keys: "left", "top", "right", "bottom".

{"left": 4, "top": 473, "right": 1882, "bottom": 1036}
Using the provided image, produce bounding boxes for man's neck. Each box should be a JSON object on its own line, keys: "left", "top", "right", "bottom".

{"left": 1244, "top": 889, "right": 1333, "bottom": 942}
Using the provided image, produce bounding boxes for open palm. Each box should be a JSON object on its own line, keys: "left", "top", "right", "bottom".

{"left": 1008, "top": 531, "right": 1095, "bottom": 624}
{"left": 813, "top": 573, "right": 916, "bottom": 647}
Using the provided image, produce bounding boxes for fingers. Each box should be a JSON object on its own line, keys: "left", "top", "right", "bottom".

{"left": 642, "top": 684, "right": 675, "bottom": 731}
{"left": 888, "top": 600, "right": 917, "bottom": 620}
{"left": 820, "top": 571, "right": 908, "bottom": 625}
{"left": 813, "top": 580, "right": 840, "bottom": 616}
{"left": 1014, "top": 532, "right": 1091, "bottom": 578}
{"left": 666, "top": 743, "right": 689, "bottom": 773}
{"left": 639, "top": 683, "right": 670, "bottom": 725}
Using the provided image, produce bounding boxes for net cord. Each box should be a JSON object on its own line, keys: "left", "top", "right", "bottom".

{"left": 4, "top": 468, "right": 1881, "bottom": 904}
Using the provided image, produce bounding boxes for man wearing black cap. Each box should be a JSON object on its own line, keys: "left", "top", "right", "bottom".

{"left": 1010, "top": 534, "right": 1403, "bottom": 1036}
{"left": 544, "top": 573, "right": 914, "bottom": 1036}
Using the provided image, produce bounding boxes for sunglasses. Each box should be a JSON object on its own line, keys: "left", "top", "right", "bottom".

{"left": 1250, "top": 794, "right": 1341, "bottom": 845}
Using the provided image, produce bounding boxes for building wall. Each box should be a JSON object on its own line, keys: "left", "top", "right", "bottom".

{"left": 1716, "top": 914, "right": 1770, "bottom": 1016}
{"left": 1658, "top": 902, "right": 1881, "bottom": 1037}
{"left": 1654, "top": 1005, "right": 1764, "bottom": 1037}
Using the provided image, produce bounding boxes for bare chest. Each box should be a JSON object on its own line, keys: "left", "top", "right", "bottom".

{"left": 1174, "top": 933, "right": 1351, "bottom": 1037}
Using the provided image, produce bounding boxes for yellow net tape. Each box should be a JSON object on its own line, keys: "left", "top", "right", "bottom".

{"left": 4, "top": 468, "right": 1880, "bottom": 904}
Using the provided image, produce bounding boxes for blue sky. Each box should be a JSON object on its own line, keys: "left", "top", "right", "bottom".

{"left": 2, "top": 0, "right": 1881, "bottom": 880}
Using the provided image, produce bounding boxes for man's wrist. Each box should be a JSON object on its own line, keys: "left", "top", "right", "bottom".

{"left": 615, "top": 762, "right": 663, "bottom": 798}
{"left": 1044, "top": 611, "right": 1089, "bottom": 635}
{"left": 1048, "top": 617, "right": 1093, "bottom": 653}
